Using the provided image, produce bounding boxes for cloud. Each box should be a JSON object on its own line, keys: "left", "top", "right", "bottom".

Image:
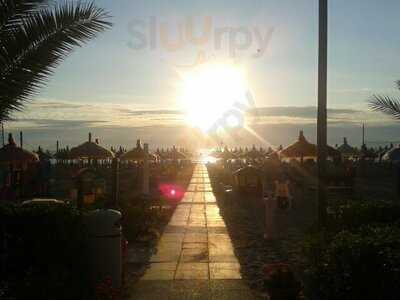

{"left": 249, "top": 106, "right": 359, "bottom": 118}
{"left": 10, "top": 100, "right": 397, "bottom": 129}
{"left": 9, "top": 118, "right": 107, "bottom": 128}
{"left": 28, "top": 101, "right": 89, "bottom": 109}
{"left": 119, "top": 109, "right": 182, "bottom": 116}
{"left": 5, "top": 99, "right": 399, "bottom": 150}
{"left": 247, "top": 106, "right": 395, "bottom": 126}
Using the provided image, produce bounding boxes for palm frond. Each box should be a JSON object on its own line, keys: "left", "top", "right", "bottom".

{"left": 368, "top": 95, "right": 400, "bottom": 120}
{"left": 0, "top": 0, "right": 49, "bottom": 33}
{"left": 0, "top": 1, "right": 112, "bottom": 120}
{"left": 396, "top": 80, "right": 400, "bottom": 91}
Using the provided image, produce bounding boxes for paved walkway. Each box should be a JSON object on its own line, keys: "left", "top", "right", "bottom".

{"left": 129, "top": 164, "right": 257, "bottom": 299}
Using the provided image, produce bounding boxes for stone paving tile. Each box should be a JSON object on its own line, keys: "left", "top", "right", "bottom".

{"left": 142, "top": 262, "right": 178, "bottom": 280}
{"left": 159, "top": 233, "right": 185, "bottom": 244}
{"left": 209, "top": 263, "right": 242, "bottom": 279}
{"left": 184, "top": 233, "right": 208, "bottom": 243}
{"left": 175, "top": 263, "right": 209, "bottom": 280}
{"left": 180, "top": 248, "right": 209, "bottom": 262}
{"left": 150, "top": 250, "right": 181, "bottom": 263}
{"left": 186, "top": 226, "right": 208, "bottom": 233}
{"left": 182, "top": 242, "right": 208, "bottom": 250}
{"left": 193, "top": 192, "right": 205, "bottom": 202}
{"left": 164, "top": 225, "right": 186, "bottom": 233}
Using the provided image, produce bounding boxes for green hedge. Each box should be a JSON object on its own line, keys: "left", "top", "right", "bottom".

{"left": 304, "top": 225, "right": 400, "bottom": 300}
{"left": 327, "top": 200, "right": 400, "bottom": 232}
{"left": 0, "top": 203, "right": 92, "bottom": 300}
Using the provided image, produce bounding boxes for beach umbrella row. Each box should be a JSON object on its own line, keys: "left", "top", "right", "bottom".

{"left": 55, "top": 135, "right": 190, "bottom": 162}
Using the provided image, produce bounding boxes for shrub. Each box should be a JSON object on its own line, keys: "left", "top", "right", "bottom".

{"left": 263, "top": 262, "right": 302, "bottom": 300}
{"left": 304, "top": 225, "right": 400, "bottom": 300}
{"left": 0, "top": 202, "right": 92, "bottom": 300}
{"left": 120, "top": 197, "right": 168, "bottom": 243}
{"left": 327, "top": 200, "right": 400, "bottom": 232}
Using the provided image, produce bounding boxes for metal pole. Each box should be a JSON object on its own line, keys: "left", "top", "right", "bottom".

{"left": 362, "top": 123, "right": 365, "bottom": 146}
{"left": 19, "top": 131, "right": 23, "bottom": 148}
{"left": 1, "top": 122, "right": 4, "bottom": 146}
{"left": 142, "top": 143, "right": 150, "bottom": 195}
{"left": 111, "top": 158, "right": 120, "bottom": 208}
{"left": 317, "top": 0, "right": 328, "bottom": 228}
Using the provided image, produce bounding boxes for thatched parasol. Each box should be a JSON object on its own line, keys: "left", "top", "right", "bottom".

{"left": 215, "top": 147, "right": 237, "bottom": 160}
{"left": 382, "top": 145, "right": 400, "bottom": 162}
{"left": 69, "top": 133, "right": 114, "bottom": 160}
{"left": 280, "top": 131, "right": 340, "bottom": 159}
{"left": 121, "top": 139, "right": 157, "bottom": 161}
{"left": 359, "top": 144, "right": 377, "bottom": 160}
{"left": 0, "top": 134, "right": 39, "bottom": 165}
{"left": 382, "top": 146, "right": 400, "bottom": 162}
{"left": 54, "top": 147, "right": 71, "bottom": 160}
{"left": 245, "top": 145, "right": 265, "bottom": 160}
{"left": 164, "top": 146, "right": 187, "bottom": 160}
{"left": 337, "top": 137, "right": 357, "bottom": 156}
{"left": 35, "top": 146, "right": 52, "bottom": 161}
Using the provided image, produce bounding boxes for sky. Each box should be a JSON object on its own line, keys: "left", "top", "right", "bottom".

{"left": 7, "top": 0, "right": 400, "bottom": 150}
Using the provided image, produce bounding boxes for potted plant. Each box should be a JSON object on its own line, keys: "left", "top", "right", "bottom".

{"left": 263, "top": 263, "right": 302, "bottom": 300}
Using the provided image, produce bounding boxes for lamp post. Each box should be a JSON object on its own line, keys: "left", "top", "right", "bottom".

{"left": 317, "top": 0, "right": 328, "bottom": 228}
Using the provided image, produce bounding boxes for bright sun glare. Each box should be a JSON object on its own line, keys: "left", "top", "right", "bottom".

{"left": 179, "top": 63, "right": 249, "bottom": 132}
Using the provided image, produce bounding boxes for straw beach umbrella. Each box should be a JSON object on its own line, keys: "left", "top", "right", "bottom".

{"left": 245, "top": 145, "right": 266, "bottom": 161}
{"left": 35, "top": 146, "right": 52, "bottom": 161}
{"left": 382, "top": 145, "right": 400, "bottom": 162}
{"left": 216, "top": 147, "right": 237, "bottom": 161}
{"left": 0, "top": 134, "right": 39, "bottom": 167}
{"left": 337, "top": 137, "right": 357, "bottom": 158}
{"left": 121, "top": 139, "right": 157, "bottom": 162}
{"left": 69, "top": 133, "right": 114, "bottom": 160}
{"left": 280, "top": 131, "right": 339, "bottom": 162}
{"left": 164, "top": 146, "right": 187, "bottom": 161}
{"left": 359, "top": 144, "right": 377, "bottom": 160}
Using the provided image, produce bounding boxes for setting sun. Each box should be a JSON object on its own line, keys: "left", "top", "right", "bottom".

{"left": 179, "top": 63, "right": 250, "bottom": 132}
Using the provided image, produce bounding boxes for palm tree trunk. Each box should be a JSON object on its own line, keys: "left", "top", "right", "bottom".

{"left": 317, "top": 0, "right": 328, "bottom": 228}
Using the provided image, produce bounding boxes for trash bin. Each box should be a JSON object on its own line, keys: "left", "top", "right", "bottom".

{"left": 86, "top": 209, "right": 122, "bottom": 289}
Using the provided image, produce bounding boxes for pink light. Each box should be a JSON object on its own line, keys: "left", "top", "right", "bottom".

{"left": 159, "top": 184, "right": 185, "bottom": 204}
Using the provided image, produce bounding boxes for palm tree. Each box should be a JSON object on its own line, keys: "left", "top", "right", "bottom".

{"left": 369, "top": 80, "right": 400, "bottom": 120}
{"left": 0, "top": 0, "right": 112, "bottom": 121}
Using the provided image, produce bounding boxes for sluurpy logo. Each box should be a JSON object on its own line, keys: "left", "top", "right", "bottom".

{"left": 127, "top": 16, "right": 274, "bottom": 59}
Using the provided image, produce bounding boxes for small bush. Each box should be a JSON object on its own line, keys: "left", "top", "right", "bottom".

{"left": 0, "top": 202, "right": 92, "bottom": 300}
{"left": 120, "top": 197, "right": 169, "bottom": 243}
{"left": 327, "top": 200, "right": 400, "bottom": 232}
{"left": 304, "top": 225, "right": 400, "bottom": 300}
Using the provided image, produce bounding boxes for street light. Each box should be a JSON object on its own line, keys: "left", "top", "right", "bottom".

{"left": 317, "top": 0, "right": 328, "bottom": 228}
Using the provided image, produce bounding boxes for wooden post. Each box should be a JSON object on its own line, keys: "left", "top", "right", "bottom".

{"left": 19, "top": 131, "right": 23, "bottom": 148}
{"left": 111, "top": 158, "right": 120, "bottom": 208}
{"left": 77, "top": 177, "right": 83, "bottom": 210}
{"left": 142, "top": 143, "right": 150, "bottom": 195}
{"left": 317, "top": 0, "right": 328, "bottom": 228}
{"left": 1, "top": 122, "right": 4, "bottom": 147}
{"left": 362, "top": 123, "right": 365, "bottom": 146}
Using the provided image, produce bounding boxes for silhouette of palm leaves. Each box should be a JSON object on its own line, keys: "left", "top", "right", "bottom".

{"left": 369, "top": 81, "right": 400, "bottom": 120}
{"left": 0, "top": 0, "right": 112, "bottom": 121}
